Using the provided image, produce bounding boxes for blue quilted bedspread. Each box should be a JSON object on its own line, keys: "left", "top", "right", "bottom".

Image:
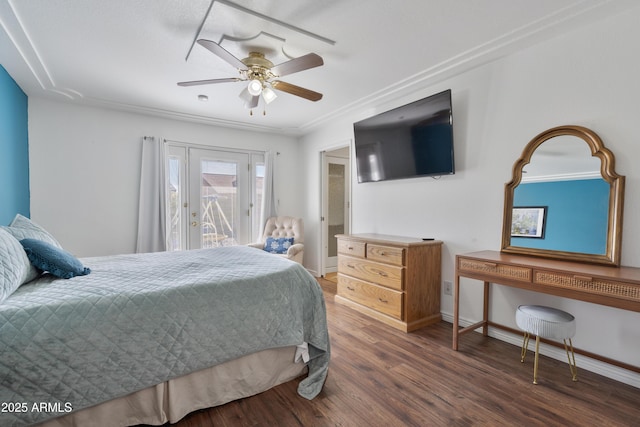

{"left": 0, "top": 246, "right": 330, "bottom": 426}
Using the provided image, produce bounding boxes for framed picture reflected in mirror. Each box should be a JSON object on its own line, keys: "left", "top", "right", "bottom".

{"left": 511, "top": 206, "right": 547, "bottom": 239}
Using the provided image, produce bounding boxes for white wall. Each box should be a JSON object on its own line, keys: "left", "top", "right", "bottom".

{"left": 28, "top": 99, "right": 301, "bottom": 257}
{"left": 300, "top": 8, "right": 640, "bottom": 386}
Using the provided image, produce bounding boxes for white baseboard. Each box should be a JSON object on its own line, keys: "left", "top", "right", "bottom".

{"left": 441, "top": 312, "right": 640, "bottom": 389}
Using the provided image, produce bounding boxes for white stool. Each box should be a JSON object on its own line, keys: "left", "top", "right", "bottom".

{"left": 515, "top": 305, "right": 577, "bottom": 384}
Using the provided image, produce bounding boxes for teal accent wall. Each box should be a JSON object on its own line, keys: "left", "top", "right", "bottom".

{"left": 0, "top": 65, "right": 30, "bottom": 225}
{"left": 513, "top": 179, "right": 609, "bottom": 254}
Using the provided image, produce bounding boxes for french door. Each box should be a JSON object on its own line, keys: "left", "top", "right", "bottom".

{"left": 166, "top": 144, "right": 263, "bottom": 251}
{"left": 189, "top": 148, "right": 249, "bottom": 249}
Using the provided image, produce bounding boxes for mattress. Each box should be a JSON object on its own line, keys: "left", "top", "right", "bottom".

{"left": 0, "top": 246, "right": 330, "bottom": 426}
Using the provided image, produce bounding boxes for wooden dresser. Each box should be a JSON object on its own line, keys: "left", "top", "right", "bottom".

{"left": 335, "top": 234, "right": 442, "bottom": 332}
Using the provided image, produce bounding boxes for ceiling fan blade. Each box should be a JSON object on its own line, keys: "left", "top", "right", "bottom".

{"left": 197, "top": 39, "right": 246, "bottom": 70}
{"left": 270, "top": 53, "right": 323, "bottom": 77}
{"left": 272, "top": 81, "right": 323, "bottom": 101}
{"left": 177, "top": 77, "right": 241, "bottom": 87}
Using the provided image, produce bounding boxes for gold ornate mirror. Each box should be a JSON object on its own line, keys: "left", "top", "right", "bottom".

{"left": 501, "top": 125, "right": 625, "bottom": 266}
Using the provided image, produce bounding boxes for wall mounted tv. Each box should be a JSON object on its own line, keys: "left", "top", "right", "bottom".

{"left": 353, "top": 89, "right": 454, "bottom": 183}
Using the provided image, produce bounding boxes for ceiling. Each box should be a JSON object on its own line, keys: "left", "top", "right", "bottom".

{"left": 0, "top": 0, "right": 636, "bottom": 135}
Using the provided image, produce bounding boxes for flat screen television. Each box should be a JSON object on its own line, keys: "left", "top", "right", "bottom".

{"left": 353, "top": 89, "right": 454, "bottom": 183}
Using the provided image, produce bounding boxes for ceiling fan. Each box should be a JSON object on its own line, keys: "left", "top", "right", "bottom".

{"left": 178, "top": 39, "right": 324, "bottom": 112}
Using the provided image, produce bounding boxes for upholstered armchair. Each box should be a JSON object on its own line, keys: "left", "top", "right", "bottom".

{"left": 248, "top": 216, "right": 304, "bottom": 264}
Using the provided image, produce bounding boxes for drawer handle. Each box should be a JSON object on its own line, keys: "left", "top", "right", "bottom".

{"left": 378, "top": 298, "right": 388, "bottom": 303}
{"left": 483, "top": 262, "right": 498, "bottom": 269}
{"left": 574, "top": 275, "right": 593, "bottom": 282}
{"left": 377, "top": 271, "right": 388, "bottom": 277}
{"left": 346, "top": 286, "right": 355, "bottom": 291}
{"left": 347, "top": 264, "right": 355, "bottom": 269}
{"left": 347, "top": 246, "right": 354, "bottom": 250}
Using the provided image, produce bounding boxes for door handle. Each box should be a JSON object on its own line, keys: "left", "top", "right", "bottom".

{"left": 191, "top": 221, "right": 198, "bottom": 227}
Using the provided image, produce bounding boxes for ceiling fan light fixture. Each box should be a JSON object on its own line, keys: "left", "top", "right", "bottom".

{"left": 238, "top": 87, "right": 252, "bottom": 106}
{"left": 262, "top": 87, "right": 277, "bottom": 104}
{"left": 247, "top": 79, "right": 263, "bottom": 96}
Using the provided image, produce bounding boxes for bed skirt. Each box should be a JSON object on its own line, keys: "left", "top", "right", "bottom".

{"left": 36, "top": 346, "right": 306, "bottom": 427}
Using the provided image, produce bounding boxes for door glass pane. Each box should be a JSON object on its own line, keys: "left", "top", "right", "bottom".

{"left": 167, "top": 156, "right": 183, "bottom": 251}
{"left": 201, "top": 160, "right": 238, "bottom": 248}
{"left": 253, "top": 162, "right": 265, "bottom": 241}
{"left": 328, "top": 162, "right": 346, "bottom": 257}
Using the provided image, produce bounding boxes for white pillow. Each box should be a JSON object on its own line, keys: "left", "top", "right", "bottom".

{"left": 0, "top": 228, "right": 31, "bottom": 304}
{"left": 0, "top": 214, "right": 61, "bottom": 283}
{"left": 1, "top": 214, "right": 61, "bottom": 248}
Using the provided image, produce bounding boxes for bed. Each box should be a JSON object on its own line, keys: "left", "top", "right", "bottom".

{"left": 0, "top": 224, "right": 330, "bottom": 427}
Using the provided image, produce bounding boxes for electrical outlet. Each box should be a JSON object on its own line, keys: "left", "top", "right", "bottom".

{"left": 443, "top": 280, "right": 453, "bottom": 296}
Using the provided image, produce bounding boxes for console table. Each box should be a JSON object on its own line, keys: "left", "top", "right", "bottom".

{"left": 453, "top": 250, "right": 640, "bottom": 373}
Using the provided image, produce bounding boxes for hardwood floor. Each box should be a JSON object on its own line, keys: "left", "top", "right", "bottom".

{"left": 323, "top": 272, "right": 337, "bottom": 284}
{"left": 170, "top": 278, "right": 640, "bottom": 426}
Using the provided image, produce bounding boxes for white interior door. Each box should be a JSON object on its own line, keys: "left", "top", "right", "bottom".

{"left": 322, "top": 152, "right": 350, "bottom": 274}
{"left": 188, "top": 148, "right": 250, "bottom": 249}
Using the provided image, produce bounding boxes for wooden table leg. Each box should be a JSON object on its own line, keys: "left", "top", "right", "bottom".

{"left": 452, "top": 273, "right": 460, "bottom": 350}
{"left": 483, "top": 281, "right": 489, "bottom": 337}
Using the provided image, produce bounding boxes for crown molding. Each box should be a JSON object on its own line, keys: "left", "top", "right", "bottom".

{"left": 521, "top": 171, "right": 602, "bottom": 183}
{"left": 2, "top": 0, "right": 634, "bottom": 136}
{"left": 68, "top": 95, "right": 304, "bottom": 135}
{"left": 0, "top": 0, "right": 82, "bottom": 100}
{"left": 298, "top": 0, "right": 626, "bottom": 133}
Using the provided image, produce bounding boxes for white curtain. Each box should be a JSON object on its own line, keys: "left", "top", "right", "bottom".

{"left": 259, "top": 151, "right": 278, "bottom": 237}
{"left": 136, "top": 136, "right": 167, "bottom": 253}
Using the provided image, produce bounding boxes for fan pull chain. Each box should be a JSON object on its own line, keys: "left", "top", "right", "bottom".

{"left": 248, "top": 107, "right": 266, "bottom": 116}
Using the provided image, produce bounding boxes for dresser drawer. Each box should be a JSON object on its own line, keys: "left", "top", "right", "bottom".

{"left": 338, "top": 255, "right": 404, "bottom": 290}
{"left": 458, "top": 258, "right": 532, "bottom": 282}
{"left": 338, "top": 274, "right": 403, "bottom": 319}
{"left": 534, "top": 270, "right": 640, "bottom": 302}
{"left": 367, "top": 244, "right": 405, "bottom": 266}
{"left": 338, "top": 239, "right": 366, "bottom": 258}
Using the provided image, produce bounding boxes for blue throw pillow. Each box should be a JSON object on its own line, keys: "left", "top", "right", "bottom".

{"left": 264, "top": 237, "right": 294, "bottom": 254}
{"left": 20, "top": 238, "right": 91, "bottom": 279}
